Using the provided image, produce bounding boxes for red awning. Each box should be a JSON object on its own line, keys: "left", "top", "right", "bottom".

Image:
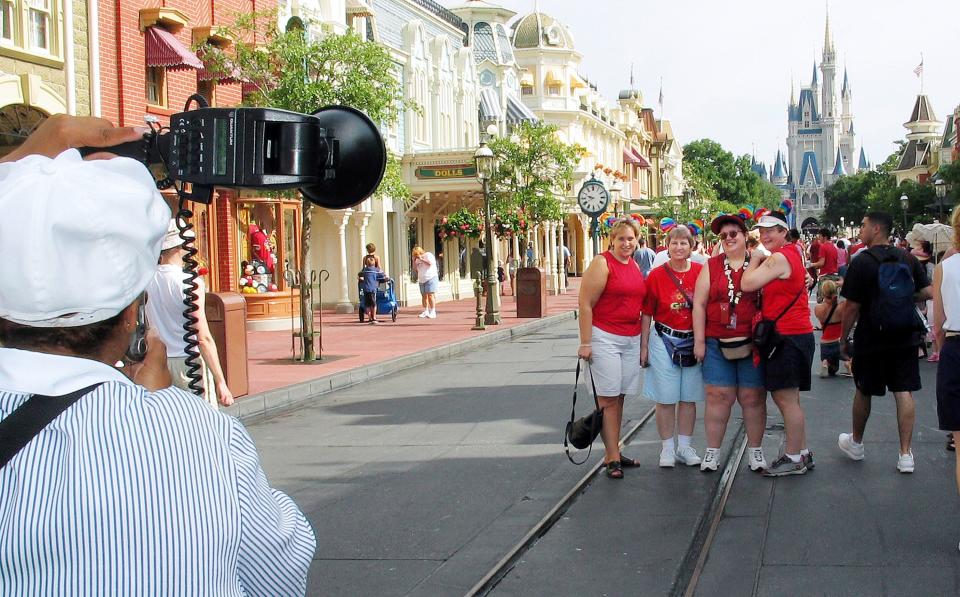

{"left": 145, "top": 27, "right": 203, "bottom": 71}
{"left": 623, "top": 148, "right": 642, "bottom": 166}
{"left": 632, "top": 148, "right": 651, "bottom": 169}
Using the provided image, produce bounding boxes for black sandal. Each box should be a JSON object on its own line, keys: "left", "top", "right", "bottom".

{"left": 605, "top": 461, "right": 624, "bottom": 479}
{"left": 619, "top": 454, "right": 641, "bottom": 468}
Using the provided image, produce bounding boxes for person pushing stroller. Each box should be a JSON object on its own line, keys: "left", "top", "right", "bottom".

{"left": 358, "top": 256, "right": 391, "bottom": 324}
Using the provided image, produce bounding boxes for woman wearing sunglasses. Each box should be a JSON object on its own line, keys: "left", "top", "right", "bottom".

{"left": 692, "top": 215, "right": 767, "bottom": 473}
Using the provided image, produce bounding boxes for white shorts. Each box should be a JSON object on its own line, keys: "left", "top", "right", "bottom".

{"left": 590, "top": 326, "right": 641, "bottom": 396}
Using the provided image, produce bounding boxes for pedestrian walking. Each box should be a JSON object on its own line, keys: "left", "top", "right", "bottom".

{"left": 358, "top": 255, "right": 390, "bottom": 324}
{"left": 146, "top": 220, "right": 234, "bottom": 407}
{"left": 742, "top": 212, "right": 815, "bottom": 477}
{"left": 633, "top": 236, "right": 657, "bottom": 278}
{"left": 814, "top": 279, "right": 851, "bottom": 378}
{"left": 693, "top": 215, "right": 768, "bottom": 473}
{"left": 931, "top": 206, "right": 960, "bottom": 537}
{"left": 641, "top": 225, "right": 704, "bottom": 468}
{"left": 412, "top": 246, "right": 439, "bottom": 319}
{"left": 0, "top": 118, "right": 315, "bottom": 594}
{"left": 838, "top": 212, "right": 931, "bottom": 473}
{"left": 811, "top": 228, "right": 840, "bottom": 302}
{"left": 577, "top": 218, "right": 647, "bottom": 479}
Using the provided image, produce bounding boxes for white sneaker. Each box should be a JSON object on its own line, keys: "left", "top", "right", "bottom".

{"left": 897, "top": 452, "right": 915, "bottom": 473}
{"left": 748, "top": 448, "right": 767, "bottom": 472}
{"left": 426, "top": 310, "right": 437, "bottom": 319}
{"left": 700, "top": 448, "right": 720, "bottom": 472}
{"left": 838, "top": 433, "right": 865, "bottom": 461}
{"left": 418, "top": 311, "right": 428, "bottom": 318}
{"left": 819, "top": 363, "right": 829, "bottom": 378}
{"left": 659, "top": 447, "right": 676, "bottom": 468}
{"left": 676, "top": 445, "right": 702, "bottom": 466}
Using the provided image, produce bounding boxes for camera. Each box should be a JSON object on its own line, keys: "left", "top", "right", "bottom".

{"left": 81, "top": 104, "right": 387, "bottom": 209}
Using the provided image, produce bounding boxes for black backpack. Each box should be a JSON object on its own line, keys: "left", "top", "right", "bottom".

{"left": 865, "top": 248, "right": 921, "bottom": 334}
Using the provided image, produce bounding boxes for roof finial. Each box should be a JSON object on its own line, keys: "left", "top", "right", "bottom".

{"left": 630, "top": 62, "right": 634, "bottom": 88}
{"left": 790, "top": 75, "right": 796, "bottom": 105}
{"left": 824, "top": 3, "right": 833, "bottom": 54}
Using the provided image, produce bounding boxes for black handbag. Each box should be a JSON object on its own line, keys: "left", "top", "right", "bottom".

{"left": 752, "top": 288, "right": 804, "bottom": 359}
{"left": 564, "top": 359, "right": 604, "bottom": 465}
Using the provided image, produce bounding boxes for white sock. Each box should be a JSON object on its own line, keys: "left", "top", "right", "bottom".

{"left": 678, "top": 435, "right": 692, "bottom": 448}
{"left": 786, "top": 453, "right": 802, "bottom": 463}
{"left": 662, "top": 438, "right": 675, "bottom": 452}
{"left": 800, "top": 448, "right": 809, "bottom": 456}
{"left": 705, "top": 447, "right": 719, "bottom": 456}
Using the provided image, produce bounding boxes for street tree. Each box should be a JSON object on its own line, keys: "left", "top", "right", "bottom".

{"left": 682, "top": 139, "right": 781, "bottom": 208}
{"left": 487, "top": 121, "right": 584, "bottom": 250}
{"left": 201, "top": 15, "right": 413, "bottom": 360}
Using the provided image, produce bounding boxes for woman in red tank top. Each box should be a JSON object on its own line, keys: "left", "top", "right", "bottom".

{"left": 578, "top": 218, "right": 647, "bottom": 479}
{"left": 742, "top": 212, "right": 814, "bottom": 477}
{"left": 692, "top": 215, "right": 768, "bottom": 473}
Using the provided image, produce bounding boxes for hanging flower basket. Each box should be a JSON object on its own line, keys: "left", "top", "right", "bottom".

{"left": 439, "top": 208, "right": 483, "bottom": 239}
{"left": 492, "top": 209, "right": 530, "bottom": 239}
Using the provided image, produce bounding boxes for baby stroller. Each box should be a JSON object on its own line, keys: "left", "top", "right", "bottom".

{"left": 358, "top": 279, "right": 398, "bottom": 322}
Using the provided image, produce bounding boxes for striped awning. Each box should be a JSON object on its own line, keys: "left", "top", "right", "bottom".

{"left": 479, "top": 88, "right": 502, "bottom": 122}
{"left": 145, "top": 27, "right": 203, "bottom": 71}
{"left": 505, "top": 94, "right": 537, "bottom": 124}
{"left": 631, "top": 148, "right": 651, "bottom": 169}
{"left": 623, "top": 148, "right": 642, "bottom": 165}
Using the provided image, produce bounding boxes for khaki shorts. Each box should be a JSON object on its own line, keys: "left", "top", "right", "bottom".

{"left": 167, "top": 356, "right": 217, "bottom": 408}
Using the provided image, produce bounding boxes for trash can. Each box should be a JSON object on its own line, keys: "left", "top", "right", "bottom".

{"left": 516, "top": 267, "right": 547, "bottom": 318}
{"left": 205, "top": 292, "right": 249, "bottom": 398}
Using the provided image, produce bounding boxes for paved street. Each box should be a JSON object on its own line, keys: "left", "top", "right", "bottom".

{"left": 248, "top": 313, "right": 960, "bottom": 597}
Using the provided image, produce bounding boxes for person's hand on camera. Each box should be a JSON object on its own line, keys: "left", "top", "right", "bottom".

{"left": 577, "top": 344, "right": 592, "bottom": 361}
{"left": 0, "top": 114, "right": 148, "bottom": 163}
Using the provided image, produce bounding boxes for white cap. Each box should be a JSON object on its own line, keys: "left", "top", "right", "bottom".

{"left": 0, "top": 149, "right": 170, "bottom": 327}
{"left": 752, "top": 214, "right": 790, "bottom": 230}
{"left": 161, "top": 218, "right": 196, "bottom": 251}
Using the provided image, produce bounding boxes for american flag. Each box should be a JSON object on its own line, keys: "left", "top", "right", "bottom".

{"left": 914, "top": 60, "right": 924, "bottom": 78}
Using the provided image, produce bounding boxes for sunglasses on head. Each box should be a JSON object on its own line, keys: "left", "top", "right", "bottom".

{"left": 718, "top": 230, "right": 741, "bottom": 240}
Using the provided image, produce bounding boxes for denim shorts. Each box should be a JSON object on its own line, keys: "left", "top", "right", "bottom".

{"left": 642, "top": 327, "right": 704, "bottom": 404}
{"left": 701, "top": 338, "right": 765, "bottom": 389}
{"left": 418, "top": 276, "right": 438, "bottom": 294}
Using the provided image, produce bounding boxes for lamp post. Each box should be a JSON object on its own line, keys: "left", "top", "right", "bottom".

{"left": 840, "top": 216, "right": 845, "bottom": 238}
{"left": 672, "top": 198, "right": 682, "bottom": 219}
{"left": 475, "top": 139, "right": 500, "bottom": 325}
{"left": 610, "top": 178, "right": 624, "bottom": 216}
{"left": 900, "top": 193, "right": 909, "bottom": 234}
{"left": 935, "top": 178, "right": 947, "bottom": 222}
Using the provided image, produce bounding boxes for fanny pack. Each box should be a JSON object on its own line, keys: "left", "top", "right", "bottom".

{"left": 717, "top": 337, "right": 753, "bottom": 360}
{"left": 656, "top": 323, "right": 697, "bottom": 367}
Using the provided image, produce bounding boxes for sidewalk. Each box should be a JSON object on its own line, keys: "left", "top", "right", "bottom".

{"left": 230, "top": 277, "right": 580, "bottom": 412}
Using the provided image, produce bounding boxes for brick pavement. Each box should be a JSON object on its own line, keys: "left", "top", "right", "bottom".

{"left": 239, "top": 277, "right": 580, "bottom": 397}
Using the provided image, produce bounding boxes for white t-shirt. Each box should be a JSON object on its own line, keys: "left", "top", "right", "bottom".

{"left": 414, "top": 252, "right": 438, "bottom": 283}
{"left": 942, "top": 254, "right": 960, "bottom": 331}
{"left": 145, "top": 264, "right": 204, "bottom": 357}
{"left": 652, "top": 250, "right": 706, "bottom": 269}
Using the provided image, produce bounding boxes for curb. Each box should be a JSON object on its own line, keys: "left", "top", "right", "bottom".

{"left": 225, "top": 309, "right": 578, "bottom": 424}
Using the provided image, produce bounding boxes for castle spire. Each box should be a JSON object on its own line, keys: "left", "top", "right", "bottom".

{"left": 842, "top": 67, "right": 849, "bottom": 96}
{"left": 824, "top": 9, "right": 833, "bottom": 54}
{"left": 811, "top": 60, "right": 819, "bottom": 87}
{"left": 790, "top": 78, "right": 796, "bottom": 105}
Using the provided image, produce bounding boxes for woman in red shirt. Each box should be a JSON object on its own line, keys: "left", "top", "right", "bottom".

{"left": 578, "top": 218, "right": 647, "bottom": 479}
{"left": 693, "top": 215, "right": 767, "bottom": 473}
{"left": 742, "top": 212, "right": 815, "bottom": 477}
{"left": 641, "top": 225, "right": 704, "bottom": 468}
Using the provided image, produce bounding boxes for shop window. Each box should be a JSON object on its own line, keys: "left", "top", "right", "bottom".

{"left": 236, "top": 199, "right": 300, "bottom": 294}
{"left": 26, "top": 0, "right": 48, "bottom": 51}
{"left": 1, "top": 0, "right": 15, "bottom": 43}
{"left": 146, "top": 66, "right": 166, "bottom": 106}
{"left": 521, "top": 85, "right": 533, "bottom": 96}
{"left": 548, "top": 84, "right": 561, "bottom": 96}
{"left": 0, "top": 0, "right": 61, "bottom": 59}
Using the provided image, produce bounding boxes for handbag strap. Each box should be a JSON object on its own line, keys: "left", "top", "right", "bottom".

{"left": 823, "top": 300, "right": 839, "bottom": 326}
{"left": 0, "top": 383, "right": 103, "bottom": 469}
{"left": 564, "top": 360, "right": 601, "bottom": 465}
{"left": 664, "top": 266, "right": 695, "bottom": 309}
{"left": 770, "top": 288, "right": 804, "bottom": 324}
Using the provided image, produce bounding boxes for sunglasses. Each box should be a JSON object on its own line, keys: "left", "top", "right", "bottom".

{"left": 718, "top": 231, "right": 742, "bottom": 240}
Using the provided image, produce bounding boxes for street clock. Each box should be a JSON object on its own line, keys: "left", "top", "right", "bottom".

{"left": 577, "top": 178, "right": 610, "bottom": 216}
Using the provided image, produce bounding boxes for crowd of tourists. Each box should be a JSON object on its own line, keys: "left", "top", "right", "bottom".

{"left": 577, "top": 207, "right": 959, "bottom": 489}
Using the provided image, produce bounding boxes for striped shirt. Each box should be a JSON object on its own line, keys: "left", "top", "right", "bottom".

{"left": 0, "top": 348, "right": 315, "bottom": 596}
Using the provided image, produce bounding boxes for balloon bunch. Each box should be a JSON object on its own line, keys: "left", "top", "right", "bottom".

{"left": 737, "top": 207, "right": 753, "bottom": 221}
{"left": 604, "top": 215, "right": 618, "bottom": 227}
{"left": 780, "top": 198, "right": 793, "bottom": 215}
{"left": 754, "top": 207, "right": 770, "bottom": 220}
{"left": 659, "top": 217, "right": 676, "bottom": 232}
{"left": 686, "top": 222, "right": 702, "bottom": 235}
{"left": 631, "top": 214, "right": 646, "bottom": 226}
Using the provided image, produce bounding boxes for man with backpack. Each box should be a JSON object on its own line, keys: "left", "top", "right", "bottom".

{"left": 838, "top": 212, "right": 931, "bottom": 473}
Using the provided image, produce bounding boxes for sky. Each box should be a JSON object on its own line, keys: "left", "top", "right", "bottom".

{"left": 444, "top": 0, "right": 960, "bottom": 171}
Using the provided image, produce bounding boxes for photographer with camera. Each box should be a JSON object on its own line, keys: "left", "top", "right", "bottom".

{"left": 0, "top": 117, "right": 315, "bottom": 594}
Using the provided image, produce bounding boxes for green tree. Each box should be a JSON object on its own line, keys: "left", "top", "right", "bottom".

{"left": 487, "top": 121, "right": 584, "bottom": 226}
{"left": 683, "top": 139, "right": 781, "bottom": 207}
{"left": 202, "top": 15, "right": 414, "bottom": 360}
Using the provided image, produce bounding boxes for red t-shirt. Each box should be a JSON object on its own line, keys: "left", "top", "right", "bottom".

{"left": 849, "top": 242, "right": 865, "bottom": 257}
{"left": 643, "top": 261, "right": 703, "bottom": 331}
{"left": 592, "top": 251, "right": 646, "bottom": 336}
{"left": 761, "top": 246, "right": 813, "bottom": 335}
{"left": 819, "top": 241, "right": 839, "bottom": 275}
{"left": 808, "top": 240, "right": 820, "bottom": 264}
{"left": 705, "top": 254, "right": 758, "bottom": 338}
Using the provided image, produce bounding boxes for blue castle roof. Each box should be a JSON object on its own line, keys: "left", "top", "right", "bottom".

{"left": 797, "top": 89, "right": 820, "bottom": 122}
{"left": 751, "top": 157, "right": 768, "bottom": 180}
{"left": 772, "top": 149, "right": 787, "bottom": 179}
{"left": 811, "top": 61, "right": 819, "bottom": 86}
{"left": 799, "top": 151, "right": 822, "bottom": 186}
{"left": 858, "top": 147, "right": 870, "bottom": 170}
{"left": 832, "top": 148, "right": 847, "bottom": 176}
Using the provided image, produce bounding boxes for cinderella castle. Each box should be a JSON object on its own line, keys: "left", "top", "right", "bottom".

{"left": 753, "top": 14, "right": 871, "bottom": 231}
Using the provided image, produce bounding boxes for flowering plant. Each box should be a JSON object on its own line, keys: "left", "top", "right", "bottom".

{"left": 492, "top": 209, "right": 529, "bottom": 239}
{"left": 439, "top": 208, "right": 483, "bottom": 239}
